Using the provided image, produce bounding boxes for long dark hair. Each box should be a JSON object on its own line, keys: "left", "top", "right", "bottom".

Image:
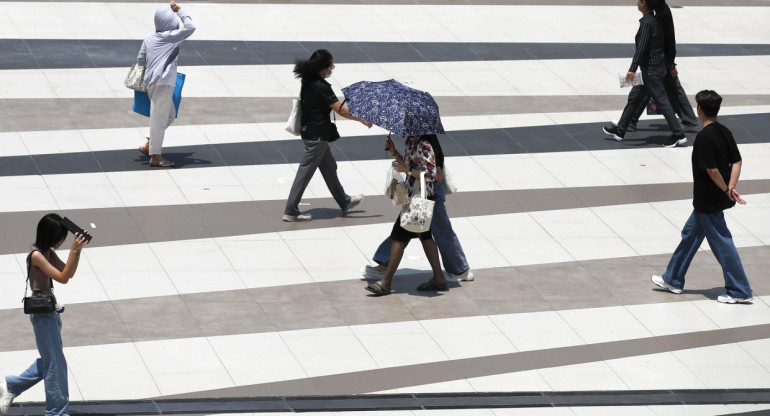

{"left": 407, "top": 134, "right": 445, "bottom": 169}
{"left": 34, "top": 213, "right": 67, "bottom": 253}
{"left": 293, "top": 49, "right": 333, "bottom": 85}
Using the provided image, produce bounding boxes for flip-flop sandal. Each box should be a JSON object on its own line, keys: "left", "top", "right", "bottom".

{"left": 149, "top": 160, "right": 175, "bottom": 168}
{"left": 365, "top": 280, "right": 391, "bottom": 296}
{"left": 417, "top": 278, "right": 448, "bottom": 291}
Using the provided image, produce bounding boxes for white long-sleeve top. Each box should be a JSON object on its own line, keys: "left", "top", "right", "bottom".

{"left": 137, "top": 8, "right": 195, "bottom": 87}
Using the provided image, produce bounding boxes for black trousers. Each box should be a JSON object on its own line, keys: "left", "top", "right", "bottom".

{"left": 618, "top": 63, "right": 683, "bottom": 135}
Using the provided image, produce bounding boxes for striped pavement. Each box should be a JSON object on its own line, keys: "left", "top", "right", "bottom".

{"left": 1, "top": 1, "right": 770, "bottom": 415}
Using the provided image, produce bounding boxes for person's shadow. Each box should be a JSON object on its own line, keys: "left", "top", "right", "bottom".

{"left": 362, "top": 269, "right": 460, "bottom": 298}
{"left": 305, "top": 207, "right": 382, "bottom": 220}
{"left": 652, "top": 286, "right": 752, "bottom": 303}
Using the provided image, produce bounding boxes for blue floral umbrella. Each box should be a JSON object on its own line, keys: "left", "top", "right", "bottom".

{"left": 341, "top": 79, "right": 445, "bottom": 137}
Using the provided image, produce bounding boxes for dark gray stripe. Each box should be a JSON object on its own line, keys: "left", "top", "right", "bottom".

{"left": 3, "top": 95, "right": 768, "bottom": 133}
{"left": 167, "top": 324, "right": 770, "bottom": 398}
{"left": 9, "top": 389, "right": 770, "bottom": 415}
{"left": 1, "top": 113, "right": 769, "bottom": 177}
{"left": 1, "top": 39, "right": 766, "bottom": 70}
{"left": 1, "top": 179, "right": 770, "bottom": 255}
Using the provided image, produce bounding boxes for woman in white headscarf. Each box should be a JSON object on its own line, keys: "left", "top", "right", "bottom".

{"left": 137, "top": 0, "right": 196, "bottom": 168}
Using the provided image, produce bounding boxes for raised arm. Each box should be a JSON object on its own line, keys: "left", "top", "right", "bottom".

{"left": 330, "top": 101, "right": 373, "bottom": 128}
{"left": 31, "top": 233, "right": 89, "bottom": 284}
{"left": 166, "top": 2, "right": 196, "bottom": 43}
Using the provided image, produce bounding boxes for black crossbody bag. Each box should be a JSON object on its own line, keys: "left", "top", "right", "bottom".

{"left": 22, "top": 250, "right": 57, "bottom": 315}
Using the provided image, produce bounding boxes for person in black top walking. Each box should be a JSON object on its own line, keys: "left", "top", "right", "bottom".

{"left": 615, "top": 0, "right": 699, "bottom": 133}
{"left": 283, "top": 49, "right": 373, "bottom": 222}
{"left": 604, "top": 0, "right": 686, "bottom": 147}
{"left": 651, "top": 90, "right": 753, "bottom": 303}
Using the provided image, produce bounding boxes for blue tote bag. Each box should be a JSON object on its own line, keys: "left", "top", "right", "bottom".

{"left": 132, "top": 73, "right": 186, "bottom": 118}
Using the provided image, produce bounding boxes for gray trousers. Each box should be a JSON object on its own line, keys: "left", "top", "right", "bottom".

{"left": 284, "top": 139, "right": 350, "bottom": 216}
{"left": 629, "top": 72, "right": 698, "bottom": 127}
{"left": 147, "top": 83, "right": 176, "bottom": 156}
{"left": 618, "top": 63, "right": 683, "bottom": 135}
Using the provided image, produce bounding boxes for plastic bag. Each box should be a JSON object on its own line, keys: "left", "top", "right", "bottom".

{"left": 384, "top": 166, "right": 409, "bottom": 206}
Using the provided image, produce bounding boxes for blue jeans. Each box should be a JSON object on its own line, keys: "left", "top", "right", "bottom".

{"left": 374, "top": 181, "right": 469, "bottom": 274}
{"left": 662, "top": 210, "right": 752, "bottom": 298}
{"left": 5, "top": 312, "right": 69, "bottom": 416}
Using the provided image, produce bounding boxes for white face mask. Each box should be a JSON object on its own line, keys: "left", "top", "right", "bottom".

{"left": 324, "top": 69, "right": 333, "bottom": 79}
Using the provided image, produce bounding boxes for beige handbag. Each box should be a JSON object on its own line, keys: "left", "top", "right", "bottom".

{"left": 285, "top": 94, "right": 302, "bottom": 136}
{"left": 124, "top": 62, "right": 147, "bottom": 92}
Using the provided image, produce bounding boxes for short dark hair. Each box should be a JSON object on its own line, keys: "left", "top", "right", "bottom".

{"left": 695, "top": 90, "right": 722, "bottom": 118}
{"left": 34, "top": 213, "right": 67, "bottom": 253}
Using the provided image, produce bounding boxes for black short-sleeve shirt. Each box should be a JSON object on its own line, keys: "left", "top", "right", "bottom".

{"left": 691, "top": 122, "right": 742, "bottom": 213}
{"left": 300, "top": 79, "right": 338, "bottom": 141}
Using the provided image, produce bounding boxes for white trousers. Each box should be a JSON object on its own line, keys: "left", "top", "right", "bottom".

{"left": 147, "top": 83, "right": 176, "bottom": 156}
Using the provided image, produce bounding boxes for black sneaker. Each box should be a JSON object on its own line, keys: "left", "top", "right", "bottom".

{"left": 663, "top": 133, "right": 687, "bottom": 148}
{"left": 602, "top": 124, "right": 625, "bottom": 142}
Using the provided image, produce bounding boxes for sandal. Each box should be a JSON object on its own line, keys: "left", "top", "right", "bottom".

{"left": 139, "top": 138, "right": 150, "bottom": 157}
{"left": 365, "top": 280, "right": 391, "bottom": 296}
{"left": 149, "top": 159, "right": 175, "bottom": 168}
{"left": 417, "top": 278, "right": 448, "bottom": 292}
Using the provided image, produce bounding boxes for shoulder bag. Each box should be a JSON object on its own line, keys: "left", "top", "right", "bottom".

{"left": 286, "top": 92, "right": 302, "bottom": 136}
{"left": 22, "top": 250, "right": 56, "bottom": 315}
{"left": 400, "top": 171, "right": 435, "bottom": 233}
{"left": 124, "top": 62, "right": 147, "bottom": 92}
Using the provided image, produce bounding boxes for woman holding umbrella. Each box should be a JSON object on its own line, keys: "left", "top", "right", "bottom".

{"left": 365, "top": 134, "right": 449, "bottom": 296}
{"left": 283, "top": 49, "right": 373, "bottom": 222}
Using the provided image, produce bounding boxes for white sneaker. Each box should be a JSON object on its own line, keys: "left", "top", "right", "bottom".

{"left": 1, "top": 380, "right": 16, "bottom": 416}
{"left": 651, "top": 275, "right": 682, "bottom": 294}
{"left": 282, "top": 214, "right": 312, "bottom": 222}
{"left": 446, "top": 269, "right": 474, "bottom": 282}
{"left": 717, "top": 294, "right": 753, "bottom": 304}
{"left": 361, "top": 264, "right": 387, "bottom": 277}
{"left": 344, "top": 194, "right": 364, "bottom": 215}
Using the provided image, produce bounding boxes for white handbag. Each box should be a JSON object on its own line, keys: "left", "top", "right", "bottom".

{"left": 124, "top": 62, "right": 147, "bottom": 92}
{"left": 441, "top": 164, "right": 457, "bottom": 195}
{"left": 285, "top": 94, "right": 302, "bottom": 136}
{"left": 400, "top": 171, "right": 435, "bottom": 233}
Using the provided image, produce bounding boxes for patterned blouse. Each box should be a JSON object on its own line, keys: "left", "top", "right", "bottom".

{"left": 404, "top": 137, "right": 437, "bottom": 197}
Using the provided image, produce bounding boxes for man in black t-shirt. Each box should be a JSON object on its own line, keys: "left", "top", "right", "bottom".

{"left": 651, "top": 90, "right": 753, "bottom": 303}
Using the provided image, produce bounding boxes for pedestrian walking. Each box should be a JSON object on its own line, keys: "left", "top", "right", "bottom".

{"left": 1, "top": 214, "right": 90, "bottom": 416}
{"left": 614, "top": 0, "right": 699, "bottom": 134}
{"left": 283, "top": 49, "right": 373, "bottom": 222}
{"left": 363, "top": 135, "right": 473, "bottom": 283}
{"left": 651, "top": 90, "right": 753, "bottom": 303}
{"left": 365, "top": 135, "right": 449, "bottom": 296}
{"left": 136, "top": 0, "right": 196, "bottom": 168}
{"left": 603, "top": 0, "right": 686, "bottom": 148}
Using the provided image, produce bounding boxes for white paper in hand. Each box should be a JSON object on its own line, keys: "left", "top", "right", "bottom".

{"left": 619, "top": 71, "right": 644, "bottom": 88}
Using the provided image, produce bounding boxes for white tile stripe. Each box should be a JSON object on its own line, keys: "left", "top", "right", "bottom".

{"left": 1, "top": 194, "right": 769, "bottom": 309}
{"left": 0, "top": 3, "right": 767, "bottom": 44}
{"left": 2, "top": 297, "right": 769, "bottom": 402}
{"left": 3, "top": 106, "right": 770, "bottom": 157}
{"left": 1, "top": 142, "right": 769, "bottom": 213}
{"left": 2, "top": 56, "right": 770, "bottom": 99}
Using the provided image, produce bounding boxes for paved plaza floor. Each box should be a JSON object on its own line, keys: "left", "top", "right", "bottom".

{"left": 1, "top": 0, "right": 770, "bottom": 414}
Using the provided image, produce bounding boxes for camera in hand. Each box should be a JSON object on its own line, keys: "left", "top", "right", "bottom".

{"left": 61, "top": 217, "right": 93, "bottom": 243}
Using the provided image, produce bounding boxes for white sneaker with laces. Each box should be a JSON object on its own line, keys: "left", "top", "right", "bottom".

{"left": 344, "top": 194, "right": 365, "bottom": 215}
{"left": 361, "top": 264, "right": 387, "bottom": 277}
{"left": 446, "top": 269, "right": 474, "bottom": 282}
{"left": 717, "top": 294, "right": 753, "bottom": 304}
{"left": 651, "top": 274, "right": 682, "bottom": 294}
{"left": 1, "top": 380, "right": 16, "bottom": 416}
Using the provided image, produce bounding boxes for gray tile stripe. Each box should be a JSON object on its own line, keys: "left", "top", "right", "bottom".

{"left": 1, "top": 0, "right": 764, "bottom": 6}
{"left": 9, "top": 389, "right": 770, "bottom": 415}
{"left": 2, "top": 112, "right": 769, "bottom": 178}
{"left": 165, "top": 323, "right": 770, "bottom": 398}
{"left": 2, "top": 39, "right": 766, "bottom": 70}
{"left": 0, "top": 226, "right": 767, "bottom": 352}
{"left": 1, "top": 179, "right": 770, "bottom": 255}
{"left": 2, "top": 95, "right": 769, "bottom": 133}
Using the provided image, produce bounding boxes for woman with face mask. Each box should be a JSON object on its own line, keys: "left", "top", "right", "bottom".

{"left": 136, "top": 0, "right": 196, "bottom": 167}
{"left": 283, "top": 49, "right": 373, "bottom": 222}
{"left": 1, "top": 214, "right": 90, "bottom": 416}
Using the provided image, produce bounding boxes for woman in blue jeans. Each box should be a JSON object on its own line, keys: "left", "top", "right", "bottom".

{"left": 363, "top": 135, "right": 472, "bottom": 283}
{"left": 1, "top": 214, "right": 89, "bottom": 416}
